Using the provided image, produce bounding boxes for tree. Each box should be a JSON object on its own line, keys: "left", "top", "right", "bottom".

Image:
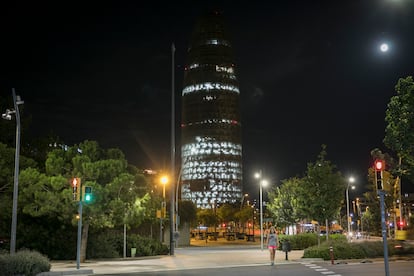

{"left": 216, "top": 203, "right": 238, "bottom": 225}
{"left": 18, "top": 140, "right": 151, "bottom": 261}
{"left": 178, "top": 200, "right": 197, "bottom": 226}
{"left": 234, "top": 205, "right": 253, "bottom": 232}
{"left": 296, "top": 145, "right": 344, "bottom": 237}
{"left": 197, "top": 208, "right": 218, "bottom": 227}
{"left": 0, "top": 142, "right": 37, "bottom": 238}
{"left": 267, "top": 177, "right": 301, "bottom": 232}
{"left": 384, "top": 76, "right": 414, "bottom": 179}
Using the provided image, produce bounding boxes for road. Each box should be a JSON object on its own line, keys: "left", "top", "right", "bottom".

{"left": 97, "top": 261, "right": 414, "bottom": 276}
{"left": 48, "top": 241, "right": 414, "bottom": 276}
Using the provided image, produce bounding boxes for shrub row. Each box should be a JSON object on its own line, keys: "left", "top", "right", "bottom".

{"left": 303, "top": 239, "right": 414, "bottom": 260}
{"left": 0, "top": 249, "right": 50, "bottom": 276}
{"left": 87, "top": 231, "right": 169, "bottom": 258}
{"left": 278, "top": 233, "right": 346, "bottom": 250}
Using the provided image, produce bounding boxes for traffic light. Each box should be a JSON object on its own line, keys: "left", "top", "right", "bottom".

{"left": 83, "top": 186, "right": 92, "bottom": 202}
{"left": 374, "top": 159, "right": 385, "bottom": 191}
{"left": 71, "top": 177, "right": 81, "bottom": 201}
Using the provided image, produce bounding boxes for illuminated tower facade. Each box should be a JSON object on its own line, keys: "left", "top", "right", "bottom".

{"left": 181, "top": 12, "right": 242, "bottom": 209}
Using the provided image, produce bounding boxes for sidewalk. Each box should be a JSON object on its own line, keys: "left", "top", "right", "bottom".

{"left": 44, "top": 239, "right": 305, "bottom": 275}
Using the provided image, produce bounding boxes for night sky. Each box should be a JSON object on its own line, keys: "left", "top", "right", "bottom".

{"left": 1, "top": 1, "right": 414, "bottom": 198}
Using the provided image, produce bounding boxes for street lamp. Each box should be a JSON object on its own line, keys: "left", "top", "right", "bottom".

{"left": 255, "top": 172, "right": 268, "bottom": 251}
{"left": 2, "top": 88, "right": 24, "bottom": 254}
{"left": 346, "top": 177, "right": 355, "bottom": 240}
{"left": 170, "top": 43, "right": 176, "bottom": 256}
{"left": 160, "top": 175, "right": 168, "bottom": 243}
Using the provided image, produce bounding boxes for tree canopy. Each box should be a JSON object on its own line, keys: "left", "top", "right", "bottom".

{"left": 384, "top": 76, "right": 414, "bottom": 178}
{"left": 267, "top": 145, "right": 345, "bottom": 230}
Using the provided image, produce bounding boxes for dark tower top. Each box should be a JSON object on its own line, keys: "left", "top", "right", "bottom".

{"left": 181, "top": 11, "right": 242, "bottom": 209}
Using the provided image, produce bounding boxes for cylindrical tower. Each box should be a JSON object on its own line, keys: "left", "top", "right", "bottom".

{"left": 181, "top": 11, "right": 242, "bottom": 209}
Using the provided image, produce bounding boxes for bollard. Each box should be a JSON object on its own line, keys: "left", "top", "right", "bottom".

{"left": 282, "top": 240, "right": 291, "bottom": 261}
{"left": 329, "top": 246, "right": 334, "bottom": 265}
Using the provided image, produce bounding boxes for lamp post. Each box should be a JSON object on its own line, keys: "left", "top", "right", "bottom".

{"left": 346, "top": 177, "right": 355, "bottom": 240}
{"left": 2, "top": 88, "right": 24, "bottom": 254}
{"left": 160, "top": 176, "right": 168, "bottom": 243}
{"left": 255, "top": 172, "right": 267, "bottom": 251}
{"left": 175, "top": 147, "right": 195, "bottom": 234}
{"left": 169, "top": 43, "right": 176, "bottom": 256}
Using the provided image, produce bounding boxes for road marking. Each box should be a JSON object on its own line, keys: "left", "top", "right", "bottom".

{"left": 302, "top": 262, "right": 342, "bottom": 276}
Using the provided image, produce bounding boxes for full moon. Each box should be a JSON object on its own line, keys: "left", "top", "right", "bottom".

{"left": 380, "top": 43, "right": 389, "bottom": 52}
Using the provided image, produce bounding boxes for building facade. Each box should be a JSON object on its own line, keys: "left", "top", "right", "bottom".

{"left": 181, "top": 11, "right": 243, "bottom": 208}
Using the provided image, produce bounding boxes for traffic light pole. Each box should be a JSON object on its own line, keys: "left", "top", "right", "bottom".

{"left": 374, "top": 160, "right": 389, "bottom": 276}
{"left": 76, "top": 200, "right": 83, "bottom": 270}
{"left": 378, "top": 190, "right": 389, "bottom": 276}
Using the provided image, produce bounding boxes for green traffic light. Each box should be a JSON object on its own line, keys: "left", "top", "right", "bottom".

{"left": 84, "top": 186, "right": 92, "bottom": 202}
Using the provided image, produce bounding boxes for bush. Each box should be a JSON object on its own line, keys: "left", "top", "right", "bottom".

{"left": 278, "top": 233, "right": 317, "bottom": 250}
{"left": 87, "top": 230, "right": 121, "bottom": 258}
{"left": 277, "top": 233, "right": 346, "bottom": 250}
{"left": 87, "top": 230, "right": 169, "bottom": 259}
{"left": 0, "top": 249, "right": 50, "bottom": 276}
{"left": 303, "top": 239, "right": 414, "bottom": 260}
{"left": 128, "top": 234, "right": 169, "bottom": 257}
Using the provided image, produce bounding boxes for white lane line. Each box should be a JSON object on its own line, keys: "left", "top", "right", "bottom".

{"left": 302, "top": 262, "right": 342, "bottom": 276}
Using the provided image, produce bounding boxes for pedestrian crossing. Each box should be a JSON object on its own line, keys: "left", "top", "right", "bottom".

{"left": 302, "top": 262, "right": 341, "bottom": 276}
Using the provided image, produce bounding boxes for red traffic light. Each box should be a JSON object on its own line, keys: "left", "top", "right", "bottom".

{"left": 71, "top": 177, "right": 80, "bottom": 187}
{"left": 374, "top": 160, "right": 384, "bottom": 171}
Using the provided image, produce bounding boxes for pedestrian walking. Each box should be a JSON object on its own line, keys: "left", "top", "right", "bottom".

{"left": 266, "top": 226, "right": 278, "bottom": 266}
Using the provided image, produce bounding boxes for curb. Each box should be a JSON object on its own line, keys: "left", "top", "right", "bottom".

{"left": 38, "top": 269, "right": 93, "bottom": 276}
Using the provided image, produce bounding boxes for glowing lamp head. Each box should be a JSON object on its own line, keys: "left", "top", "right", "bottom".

{"left": 160, "top": 175, "right": 169, "bottom": 185}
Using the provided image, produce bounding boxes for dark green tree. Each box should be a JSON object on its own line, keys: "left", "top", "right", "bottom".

{"left": 0, "top": 142, "right": 37, "bottom": 239}
{"left": 178, "top": 200, "right": 197, "bottom": 227}
{"left": 296, "top": 145, "right": 345, "bottom": 235}
{"left": 234, "top": 205, "right": 254, "bottom": 232}
{"left": 216, "top": 203, "right": 238, "bottom": 225}
{"left": 197, "top": 208, "right": 218, "bottom": 228}
{"left": 18, "top": 140, "right": 151, "bottom": 261}
{"left": 384, "top": 76, "right": 414, "bottom": 179}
